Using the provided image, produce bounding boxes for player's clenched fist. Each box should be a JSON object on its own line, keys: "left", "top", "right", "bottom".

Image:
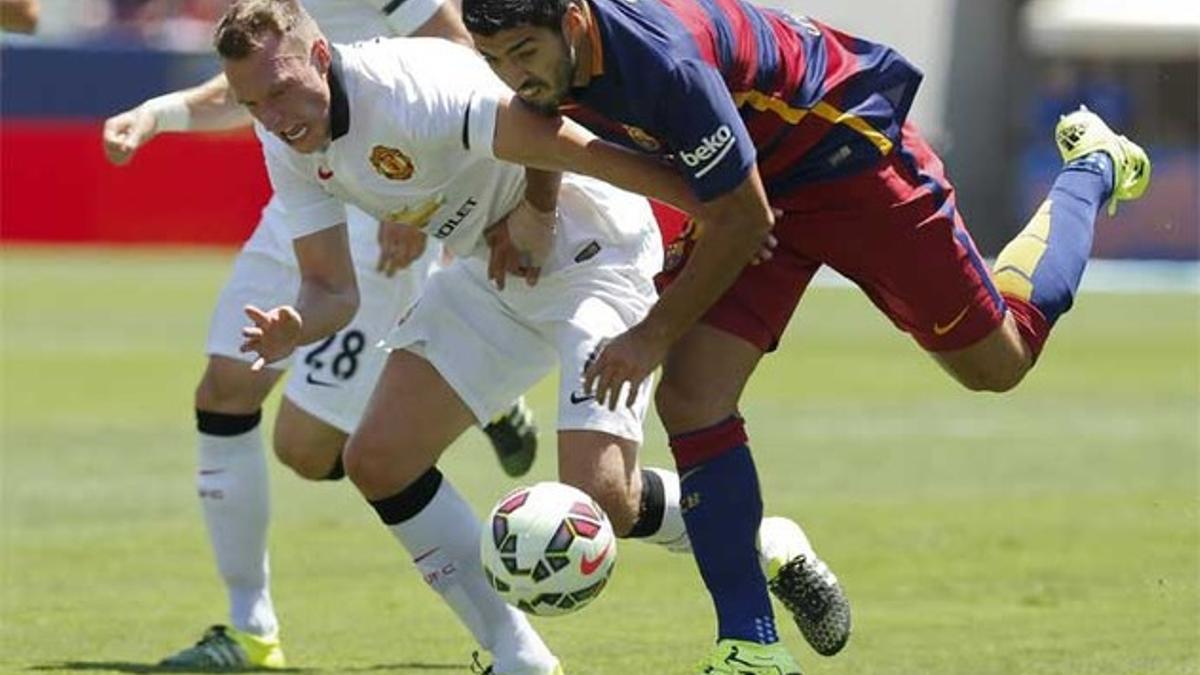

{"left": 240, "top": 304, "right": 303, "bottom": 371}
{"left": 102, "top": 106, "right": 157, "bottom": 166}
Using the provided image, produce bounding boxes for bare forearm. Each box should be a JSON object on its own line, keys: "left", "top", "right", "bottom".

{"left": 643, "top": 223, "right": 759, "bottom": 344}
{"left": 493, "top": 100, "right": 700, "bottom": 214}
{"left": 641, "top": 172, "right": 773, "bottom": 345}
{"left": 523, "top": 168, "right": 561, "bottom": 212}
{"left": 131, "top": 73, "right": 250, "bottom": 138}
{"left": 294, "top": 279, "right": 359, "bottom": 345}
{"left": 180, "top": 73, "right": 253, "bottom": 132}
{"left": 292, "top": 224, "right": 360, "bottom": 345}
{"left": 572, "top": 138, "right": 698, "bottom": 213}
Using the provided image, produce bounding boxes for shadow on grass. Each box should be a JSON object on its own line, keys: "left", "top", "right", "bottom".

{"left": 31, "top": 662, "right": 464, "bottom": 673}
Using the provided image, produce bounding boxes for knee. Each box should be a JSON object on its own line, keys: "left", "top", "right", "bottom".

{"left": 343, "top": 431, "right": 389, "bottom": 494}
{"left": 343, "top": 428, "right": 431, "bottom": 498}
{"left": 562, "top": 472, "right": 640, "bottom": 538}
{"left": 194, "top": 372, "right": 232, "bottom": 411}
{"left": 655, "top": 373, "right": 736, "bottom": 431}
{"left": 953, "top": 364, "right": 1029, "bottom": 393}
{"left": 273, "top": 433, "right": 341, "bottom": 482}
{"left": 194, "top": 366, "right": 264, "bottom": 413}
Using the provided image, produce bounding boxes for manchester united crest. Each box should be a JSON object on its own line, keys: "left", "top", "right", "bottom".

{"left": 370, "top": 145, "right": 414, "bottom": 181}
{"left": 623, "top": 125, "right": 662, "bottom": 152}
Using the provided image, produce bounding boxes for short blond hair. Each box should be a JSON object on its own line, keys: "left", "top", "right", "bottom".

{"left": 213, "top": 0, "right": 319, "bottom": 59}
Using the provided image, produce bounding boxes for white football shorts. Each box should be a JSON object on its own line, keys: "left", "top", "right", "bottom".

{"left": 205, "top": 197, "right": 438, "bottom": 433}
{"left": 382, "top": 194, "right": 662, "bottom": 444}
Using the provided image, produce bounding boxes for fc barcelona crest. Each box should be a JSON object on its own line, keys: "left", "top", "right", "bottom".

{"left": 370, "top": 145, "right": 414, "bottom": 181}
{"left": 662, "top": 220, "right": 700, "bottom": 273}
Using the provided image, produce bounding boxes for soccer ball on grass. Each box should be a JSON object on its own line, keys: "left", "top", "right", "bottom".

{"left": 480, "top": 481, "right": 617, "bottom": 616}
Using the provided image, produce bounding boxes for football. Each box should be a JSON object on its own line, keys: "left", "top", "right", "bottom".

{"left": 480, "top": 482, "right": 617, "bottom": 617}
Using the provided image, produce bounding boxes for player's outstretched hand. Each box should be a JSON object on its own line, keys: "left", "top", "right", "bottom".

{"left": 240, "top": 304, "right": 302, "bottom": 371}
{"left": 102, "top": 106, "right": 157, "bottom": 166}
{"left": 484, "top": 217, "right": 541, "bottom": 291}
{"left": 376, "top": 218, "right": 428, "bottom": 277}
{"left": 582, "top": 324, "right": 668, "bottom": 411}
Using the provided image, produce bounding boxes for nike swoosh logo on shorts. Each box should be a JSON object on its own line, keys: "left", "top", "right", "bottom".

{"left": 933, "top": 305, "right": 971, "bottom": 336}
{"left": 569, "top": 392, "right": 595, "bottom": 404}
{"left": 306, "top": 373, "right": 340, "bottom": 388}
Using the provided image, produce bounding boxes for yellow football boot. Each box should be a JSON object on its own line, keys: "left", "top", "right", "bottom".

{"left": 1054, "top": 105, "right": 1151, "bottom": 215}
{"left": 697, "top": 639, "right": 803, "bottom": 674}
{"left": 159, "top": 624, "right": 285, "bottom": 670}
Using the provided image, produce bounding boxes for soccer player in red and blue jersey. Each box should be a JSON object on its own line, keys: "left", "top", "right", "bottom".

{"left": 464, "top": 0, "right": 1151, "bottom": 670}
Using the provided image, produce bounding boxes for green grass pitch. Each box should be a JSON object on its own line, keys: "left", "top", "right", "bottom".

{"left": 2, "top": 248, "right": 1197, "bottom": 674}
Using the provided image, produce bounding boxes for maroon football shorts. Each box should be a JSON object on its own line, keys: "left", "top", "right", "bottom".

{"left": 656, "top": 123, "right": 1006, "bottom": 353}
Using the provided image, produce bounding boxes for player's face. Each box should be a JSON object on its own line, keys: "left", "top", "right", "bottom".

{"left": 475, "top": 26, "right": 576, "bottom": 115}
{"left": 224, "top": 32, "right": 332, "bottom": 154}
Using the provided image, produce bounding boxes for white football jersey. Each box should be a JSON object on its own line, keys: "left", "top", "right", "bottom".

{"left": 259, "top": 38, "right": 520, "bottom": 262}
{"left": 260, "top": 38, "right": 654, "bottom": 271}
{"left": 246, "top": 0, "right": 446, "bottom": 263}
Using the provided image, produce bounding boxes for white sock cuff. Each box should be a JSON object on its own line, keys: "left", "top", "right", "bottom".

{"left": 643, "top": 467, "right": 690, "bottom": 550}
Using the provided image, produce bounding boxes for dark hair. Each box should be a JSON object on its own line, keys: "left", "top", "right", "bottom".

{"left": 462, "top": 0, "right": 571, "bottom": 37}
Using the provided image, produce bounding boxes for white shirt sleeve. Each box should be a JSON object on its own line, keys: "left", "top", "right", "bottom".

{"left": 392, "top": 41, "right": 510, "bottom": 162}
{"left": 361, "top": 0, "right": 444, "bottom": 36}
{"left": 464, "top": 89, "right": 503, "bottom": 161}
{"left": 255, "top": 126, "right": 347, "bottom": 238}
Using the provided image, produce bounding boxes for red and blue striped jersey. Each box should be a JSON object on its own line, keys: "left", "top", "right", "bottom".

{"left": 563, "top": 0, "right": 924, "bottom": 202}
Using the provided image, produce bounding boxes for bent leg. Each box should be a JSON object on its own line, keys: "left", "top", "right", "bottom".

{"left": 344, "top": 350, "right": 558, "bottom": 673}
{"left": 272, "top": 397, "right": 347, "bottom": 481}
{"left": 195, "top": 354, "right": 282, "bottom": 414}
{"left": 934, "top": 150, "right": 1116, "bottom": 391}
{"left": 655, "top": 325, "right": 780, "bottom": 645}
{"left": 180, "top": 202, "right": 306, "bottom": 650}
{"left": 835, "top": 123, "right": 1119, "bottom": 392}
{"left": 343, "top": 349, "right": 473, "bottom": 499}
{"left": 655, "top": 323, "right": 762, "bottom": 433}
{"left": 193, "top": 354, "right": 283, "bottom": 639}
{"left": 557, "top": 430, "right": 643, "bottom": 536}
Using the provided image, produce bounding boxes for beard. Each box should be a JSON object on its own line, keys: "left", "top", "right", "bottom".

{"left": 524, "top": 38, "right": 577, "bottom": 115}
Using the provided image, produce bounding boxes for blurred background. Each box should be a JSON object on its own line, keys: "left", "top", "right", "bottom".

{"left": 1, "top": 0, "right": 1197, "bottom": 260}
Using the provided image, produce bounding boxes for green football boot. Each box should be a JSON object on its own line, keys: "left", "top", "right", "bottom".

{"left": 159, "top": 624, "right": 285, "bottom": 670}
{"left": 697, "top": 639, "right": 803, "bottom": 674}
{"left": 483, "top": 397, "right": 538, "bottom": 477}
{"left": 1054, "top": 105, "right": 1151, "bottom": 215}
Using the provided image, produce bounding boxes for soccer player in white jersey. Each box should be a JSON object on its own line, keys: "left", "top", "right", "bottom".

{"left": 217, "top": 1, "right": 825, "bottom": 672}
{"left": 100, "top": 0, "right": 539, "bottom": 669}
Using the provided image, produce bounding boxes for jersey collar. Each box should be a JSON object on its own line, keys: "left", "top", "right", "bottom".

{"left": 328, "top": 47, "right": 350, "bottom": 141}
{"left": 561, "top": 0, "right": 606, "bottom": 109}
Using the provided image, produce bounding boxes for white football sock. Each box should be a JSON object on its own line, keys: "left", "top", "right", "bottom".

{"left": 643, "top": 467, "right": 692, "bottom": 553}
{"left": 197, "top": 426, "right": 278, "bottom": 638}
{"left": 387, "top": 478, "right": 557, "bottom": 673}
